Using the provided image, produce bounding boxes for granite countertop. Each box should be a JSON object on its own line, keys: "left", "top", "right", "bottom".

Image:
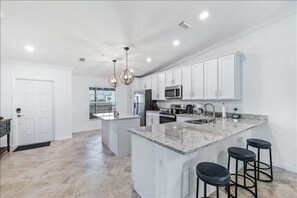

{"left": 94, "top": 113, "right": 140, "bottom": 121}
{"left": 128, "top": 115, "right": 268, "bottom": 155}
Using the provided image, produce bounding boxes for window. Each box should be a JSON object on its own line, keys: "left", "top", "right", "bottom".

{"left": 89, "top": 87, "right": 116, "bottom": 119}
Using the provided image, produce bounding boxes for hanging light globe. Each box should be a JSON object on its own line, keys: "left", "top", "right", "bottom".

{"left": 108, "top": 60, "right": 120, "bottom": 88}
{"left": 120, "top": 47, "right": 135, "bottom": 85}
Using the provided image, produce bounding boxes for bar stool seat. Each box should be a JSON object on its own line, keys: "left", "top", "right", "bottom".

{"left": 228, "top": 147, "right": 256, "bottom": 161}
{"left": 247, "top": 138, "right": 271, "bottom": 149}
{"left": 196, "top": 162, "right": 231, "bottom": 198}
{"left": 196, "top": 162, "right": 231, "bottom": 186}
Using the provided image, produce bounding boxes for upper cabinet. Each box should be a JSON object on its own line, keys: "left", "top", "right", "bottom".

{"left": 181, "top": 63, "right": 204, "bottom": 100}
{"left": 151, "top": 72, "right": 166, "bottom": 100}
{"left": 165, "top": 68, "right": 182, "bottom": 87}
{"left": 204, "top": 53, "right": 241, "bottom": 100}
{"left": 140, "top": 75, "right": 152, "bottom": 90}
{"left": 218, "top": 54, "right": 241, "bottom": 99}
{"left": 204, "top": 59, "right": 218, "bottom": 99}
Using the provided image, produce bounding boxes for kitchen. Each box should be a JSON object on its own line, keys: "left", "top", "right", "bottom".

{"left": 0, "top": 1, "right": 296, "bottom": 198}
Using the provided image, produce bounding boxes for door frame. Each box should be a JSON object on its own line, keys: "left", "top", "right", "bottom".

{"left": 12, "top": 76, "right": 55, "bottom": 146}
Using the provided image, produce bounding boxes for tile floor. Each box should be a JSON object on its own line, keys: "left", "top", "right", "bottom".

{"left": 0, "top": 130, "right": 296, "bottom": 198}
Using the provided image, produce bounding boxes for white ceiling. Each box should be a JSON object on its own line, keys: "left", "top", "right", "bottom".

{"left": 1, "top": 1, "right": 296, "bottom": 77}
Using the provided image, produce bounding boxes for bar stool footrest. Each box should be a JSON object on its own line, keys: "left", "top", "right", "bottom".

{"left": 246, "top": 169, "right": 273, "bottom": 182}
{"left": 230, "top": 173, "right": 256, "bottom": 188}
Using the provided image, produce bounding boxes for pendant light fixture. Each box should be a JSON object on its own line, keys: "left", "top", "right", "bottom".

{"left": 108, "top": 60, "right": 119, "bottom": 88}
{"left": 120, "top": 47, "right": 135, "bottom": 85}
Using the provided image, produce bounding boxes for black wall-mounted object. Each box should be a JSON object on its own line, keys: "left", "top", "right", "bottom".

{"left": 16, "top": 108, "right": 21, "bottom": 113}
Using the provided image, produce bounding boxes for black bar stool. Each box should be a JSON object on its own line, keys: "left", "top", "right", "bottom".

{"left": 227, "top": 147, "right": 258, "bottom": 198}
{"left": 246, "top": 138, "right": 273, "bottom": 182}
{"left": 196, "top": 162, "right": 231, "bottom": 198}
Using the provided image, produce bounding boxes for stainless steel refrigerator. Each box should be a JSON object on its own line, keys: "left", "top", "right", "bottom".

{"left": 133, "top": 90, "right": 156, "bottom": 126}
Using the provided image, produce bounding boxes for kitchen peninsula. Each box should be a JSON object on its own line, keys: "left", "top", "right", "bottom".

{"left": 96, "top": 114, "right": 140, "bottom": 156}
{"left": 128, "top": 114, "right": 267, "bottom": 198}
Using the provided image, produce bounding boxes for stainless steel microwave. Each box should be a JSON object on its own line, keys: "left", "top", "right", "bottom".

{"left": 165, "top": 85, "right": 182, "bottom": 99}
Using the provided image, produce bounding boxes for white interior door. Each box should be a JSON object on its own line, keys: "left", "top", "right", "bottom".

{"left": 15, "top": 79, "right": 54, "bottom": 145}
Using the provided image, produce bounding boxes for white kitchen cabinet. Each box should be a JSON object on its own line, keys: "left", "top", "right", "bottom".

{"left": 192, "top": 63, "right": 204, "bottom": 99}
{"left": 146, "top": 112, "right": 160, "bottom": 126}
{"left": 140, "top": 75, "right": 152, "bottom": 90}
{"left": 165, "top": 68, "right": 182, "bottom": 87}
{"left": 204, "top": 59, "right": 218, "bottom": 99}
{"left": 181, "top": 66, "right": 192, "bottom": 100}
{"left": 158, "top": 72, "right": 166, "bottom": 100}
{"left": 151, "top": 72, "right": 166, "bottom": 100}
{"left": 182, "top": 64, "right": 204, "bottom": 100}
{"left": 204, "top": 53, "right": 241, "bottom": 100}
{"left": 151, "top": 74, "right": 159, "bottom": 100}
{"left": 218, "top": 54, "right": 241, "bottom": 99}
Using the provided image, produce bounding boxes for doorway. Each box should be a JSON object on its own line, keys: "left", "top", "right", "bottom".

{"left": 14, "top": 79, "right": 54, "bottom": 145}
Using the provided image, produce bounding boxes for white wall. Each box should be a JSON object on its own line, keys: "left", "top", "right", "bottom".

{"left": 72, "top": 75, "right": 129, "bottom": 133}
{"left": 157, "top": 14, "right": 297, "bottom": 171}
{"left": 72, "top": 75, "right": 108, "bottom": 133}
{"left": 1, "top": 62, "right": 73, "bottom": 145}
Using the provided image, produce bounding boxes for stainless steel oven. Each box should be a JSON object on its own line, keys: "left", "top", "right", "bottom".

{"left": 165, "top": 85, "right": 182, "bottom": 99}
{"left": 159, "top": 114, "right": 176, "bottom": 124}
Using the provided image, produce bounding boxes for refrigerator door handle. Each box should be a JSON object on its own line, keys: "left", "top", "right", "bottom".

{"left": 136, "top": 96, "right": 139, "bottom": 115}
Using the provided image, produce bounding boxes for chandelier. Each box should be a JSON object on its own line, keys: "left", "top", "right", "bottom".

{"left": 108, "top": 60, "right": 119, "bottom": 88}
{"left": 120, "top": 47, "right": 135, "bottom": 85}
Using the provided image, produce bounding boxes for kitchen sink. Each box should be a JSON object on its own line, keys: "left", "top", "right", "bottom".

{"left": 185, "top": 118, "right": 213, "bottom": 124}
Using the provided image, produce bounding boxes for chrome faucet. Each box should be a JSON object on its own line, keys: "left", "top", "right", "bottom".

{"left": 204, "top": 103, "right": 216, "bottom": 123}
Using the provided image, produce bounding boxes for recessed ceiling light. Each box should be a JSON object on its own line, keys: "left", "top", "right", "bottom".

{"left": 25, "top": 45, "right": 34, "bottom": 52}
{"left": 130, "top": 69, "right": 134, "bottom": 73}
{"left": 172, "top": 40, "right": 180, "bottom": 46}
{"left": 146, "top": 58, "right": 152, "bottom": 62}
{"left": 200, "top": 11, "right": 209, "bottom": 20}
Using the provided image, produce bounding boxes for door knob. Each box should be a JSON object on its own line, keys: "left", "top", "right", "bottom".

{"left": 17, "top": 114, "right": 24, "bottom": 117}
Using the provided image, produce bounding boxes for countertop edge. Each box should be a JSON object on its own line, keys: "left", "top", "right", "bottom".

{"left": 128, "top": 120, "right": 267, "bottom": 156}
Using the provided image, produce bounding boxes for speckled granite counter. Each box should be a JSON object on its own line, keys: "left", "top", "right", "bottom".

{"left": 128, "top": 116, "right": 267, "bottom": 155}
{"left": 94, "top": 113, "right": 140, "bottom": 120}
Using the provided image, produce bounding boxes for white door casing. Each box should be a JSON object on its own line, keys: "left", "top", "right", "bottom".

{"left": 15, "top": 79, "right": 54, "bottom": 145}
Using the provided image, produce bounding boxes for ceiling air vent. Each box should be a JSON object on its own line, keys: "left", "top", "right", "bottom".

{"left": 79, "top": 58, "right": 86, "bottom": 62}
{"left": 179, "top": 21, "right": 191, "bottom": 29}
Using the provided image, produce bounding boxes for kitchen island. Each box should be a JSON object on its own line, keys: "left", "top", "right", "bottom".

{"left": 95, "top": 114, "right": 140, "bottom": 156}
{"left": 128, "top": 115, "right": 267, "bottom": 198}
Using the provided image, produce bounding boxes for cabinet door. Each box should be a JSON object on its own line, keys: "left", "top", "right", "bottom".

{"left": 158, "top": 72, "right": 166, "bottom": 100}
{"left": 146, "top": 114, "right": 153, "bottom": 126}
{"left": 152, "top": 115, "right": 160, "bottom": 124}
{"left": 182, "top": 66, "right": 192, "bottom": 100}
{"left": 204, "top": 59, "right": 218, "bottom": 99}
{"left": 192, "top": 63, "right": 204, "bottom": 99}
{"left": 218, "top": 55, "right": 235, "bottom": 99}
{"left": 151, "top": 74, "right": 159, "bottom": 100}
{"left": 165, "top": 70, "right": 173, "bottom": 87}
{"left": 145, "top": 76, "right": 152, "bottom": 90}
{"left": 140, "top": 78, "right": 146, "bottom": 89}
{"left": 173, "top": 68, "right": 182, "bottom": 85}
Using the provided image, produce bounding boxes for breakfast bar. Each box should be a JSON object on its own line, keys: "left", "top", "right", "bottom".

{"left": 128, "top": 115, "right": 267, "bottom": 198}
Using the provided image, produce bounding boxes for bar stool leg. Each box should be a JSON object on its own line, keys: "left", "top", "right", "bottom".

{"left": 204, "top": 182, "right": 207, "bottom": 198}
{"left": 227, "top": 185, "right": 231, "bottom": 198}
{"left": 243, "top": 161, "right": 247, "bottom": 186}
{"left": 216, "top": 186, "right": 219, "bottom": 198}
{"left": 257, "top": 148, "right": 260, "bottom": 180}
{"left": 235, "top": 159, "right": 238, "bottom": 198}
{"left": 254, "top": 160, "right": 258, "bottom": 198}
{"left": 269, "top": 148, "right": 273, "bottom": 180}
{"left": 196, "top": 177, "right": 199, "bottom": 198}
{"left": 228, "top": 155, "right": 230, "bottom": 170}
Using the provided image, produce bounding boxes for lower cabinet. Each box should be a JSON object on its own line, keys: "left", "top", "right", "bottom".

{"left": 146, "top": 112, "right": 160, "bottom": 126}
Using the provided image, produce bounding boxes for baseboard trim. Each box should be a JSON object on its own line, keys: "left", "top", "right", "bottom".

{"left": 72, "top": 129, "right": 101, "bottom": 133}
{"left": 273, "top": 161, "right": 297, "bottom": 173}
